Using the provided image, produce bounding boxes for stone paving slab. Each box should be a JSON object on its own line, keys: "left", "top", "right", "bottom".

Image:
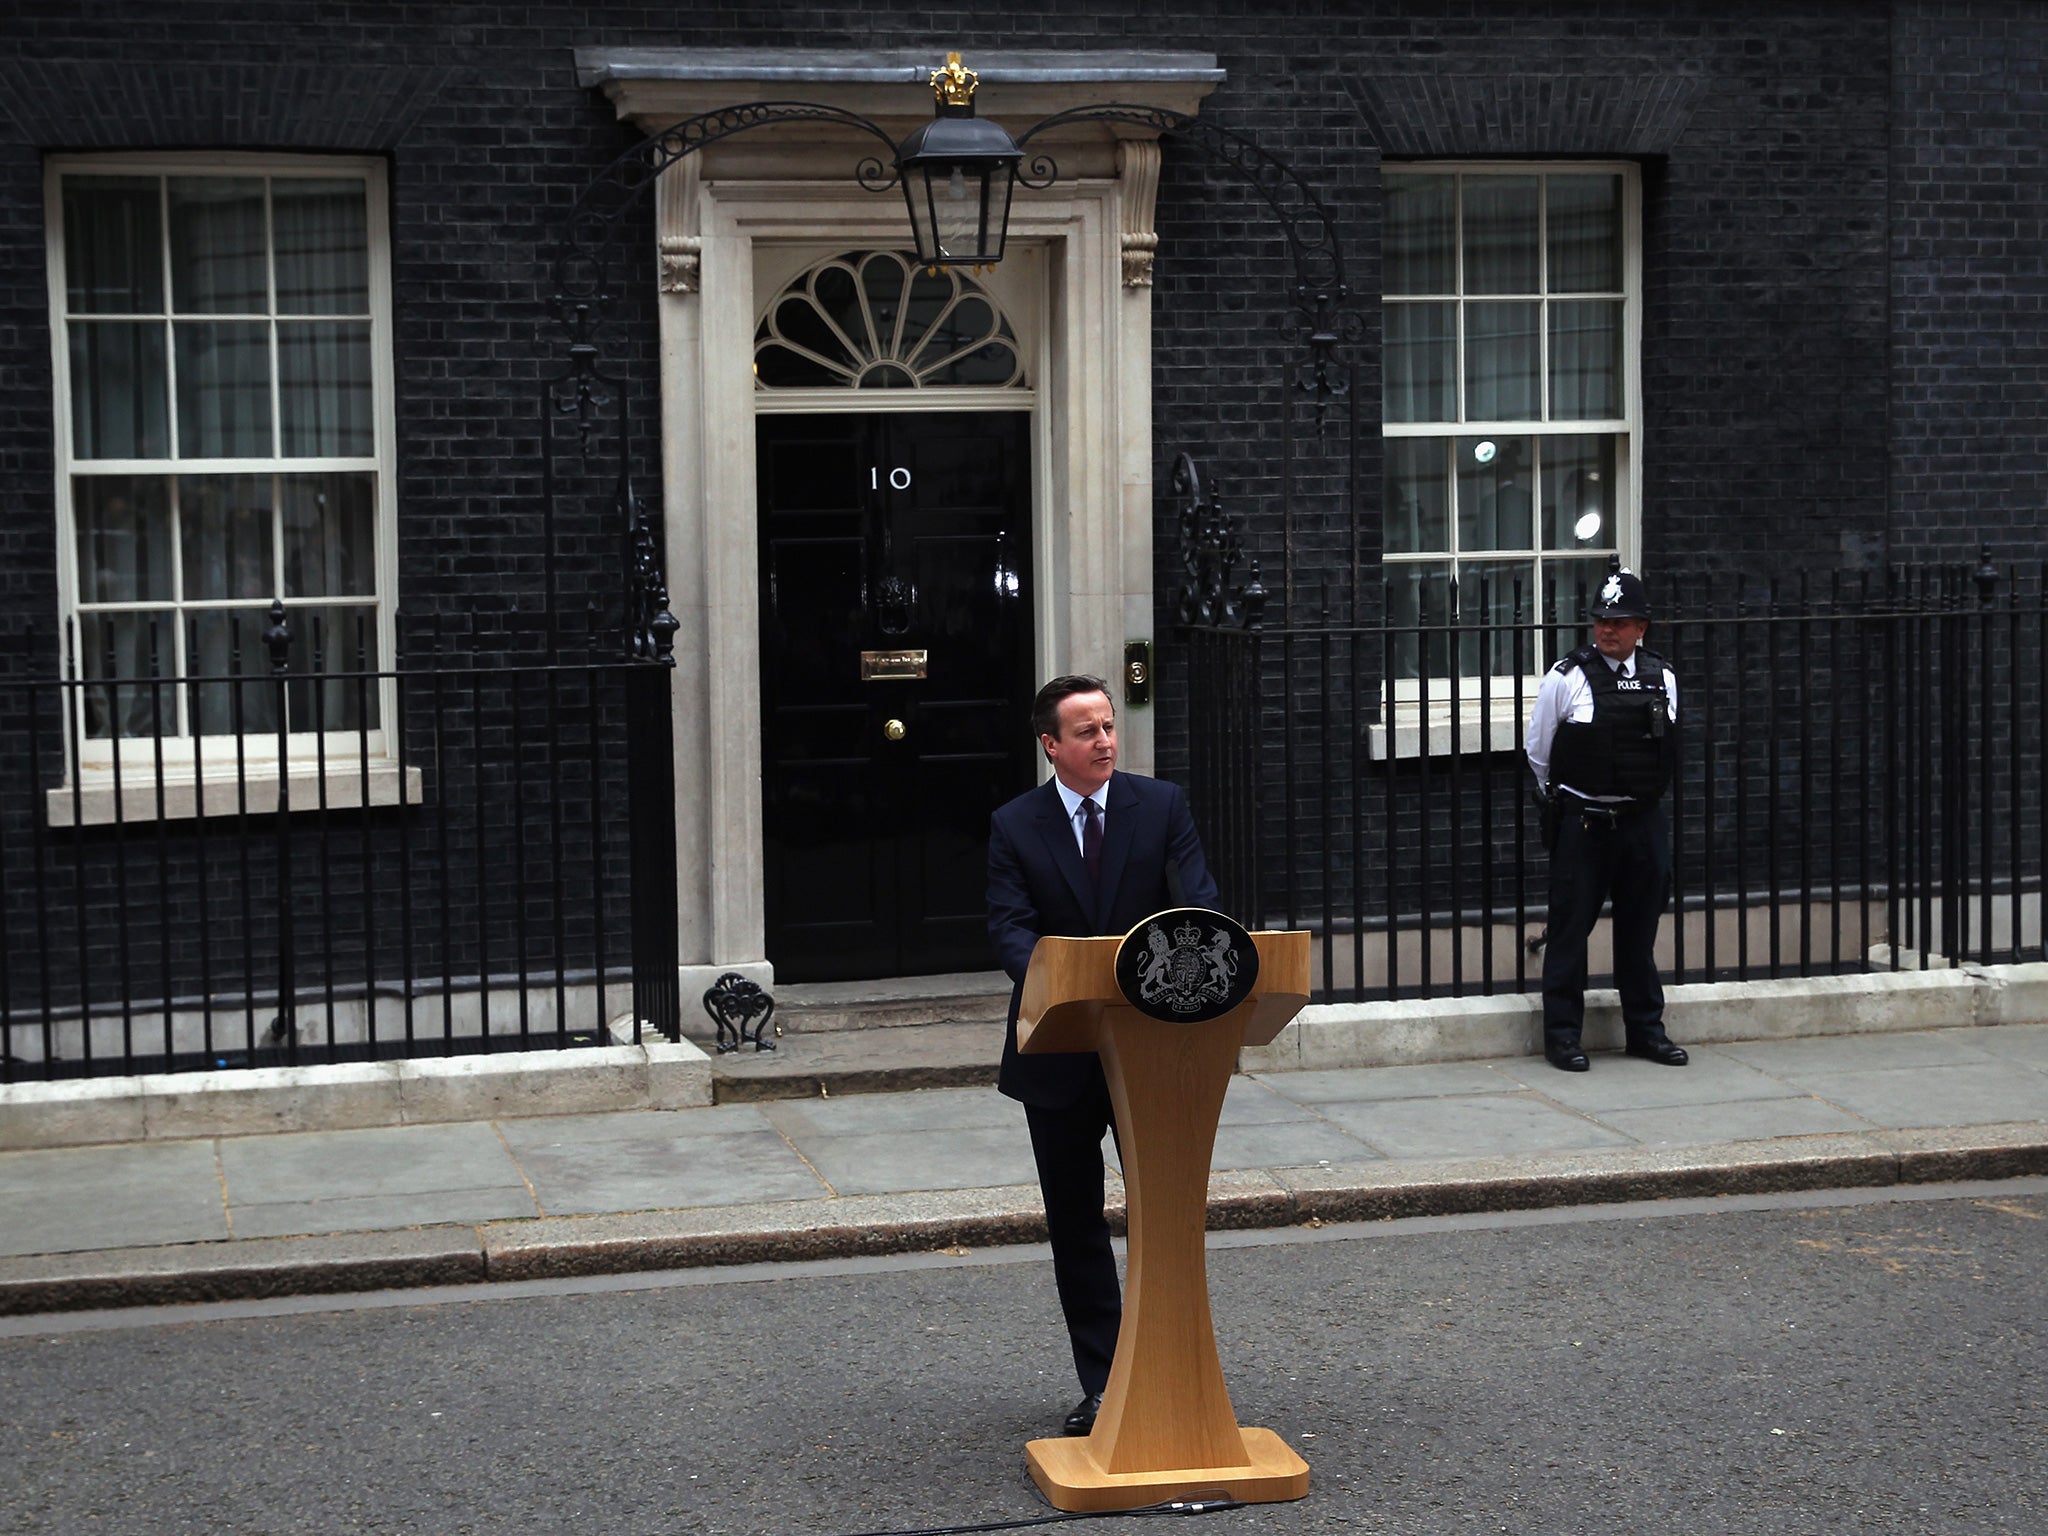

{"left": 519, "top": 1127, "right": 829, "bottom": 1213}
{"left": 1307, "top": 1092, "right": 1636, "bottom": 1160}
{"left": 214, "top": 1122, "right": 522, "bottom": 1205}
{"left": 1489, "top": 1047, "right": 1809, "bottom": 1110}
{"left": 0, "top": 1140, "right": 230, "bottom": 1257}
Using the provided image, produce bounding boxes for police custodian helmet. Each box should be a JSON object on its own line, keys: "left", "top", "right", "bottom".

{"left": 1591, "top": 567, "right": 1651, "bottom": 619}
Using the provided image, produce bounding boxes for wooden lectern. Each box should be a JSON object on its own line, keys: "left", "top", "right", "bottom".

{"left": 1015, "top": 923, "right": 1313, "bottom": 1512}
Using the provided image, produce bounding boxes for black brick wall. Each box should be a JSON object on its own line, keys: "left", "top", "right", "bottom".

{"left": 1890, "top": 0, "right": 2048, "bottom": 563}
{"left": 0, "top": 1, "right": 2042, "bottom": 1012}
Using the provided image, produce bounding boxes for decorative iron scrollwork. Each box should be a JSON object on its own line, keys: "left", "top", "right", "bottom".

{"left": 703, "top": 972, "right": 778, "bottom": 1053}
{"left": 1170, "top": 453, "right": 1266, "bottom": 631}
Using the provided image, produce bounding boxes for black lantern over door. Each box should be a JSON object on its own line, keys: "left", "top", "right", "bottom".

{"left": 893, "top": 53, "right": 1023, "bottom": 268}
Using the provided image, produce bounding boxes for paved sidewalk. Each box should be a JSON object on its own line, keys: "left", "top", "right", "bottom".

{"left": 4, "top": 1022, "right": 2048, "bottom": 1315}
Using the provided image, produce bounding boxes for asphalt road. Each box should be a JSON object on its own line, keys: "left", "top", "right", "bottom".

{"left": 3, "top": 1184, "right": 2043, "bottom": 1536}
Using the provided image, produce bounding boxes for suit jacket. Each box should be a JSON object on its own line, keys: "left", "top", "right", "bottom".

{"left": 986, "top": 770, "right": 1219, "bottom": 1107}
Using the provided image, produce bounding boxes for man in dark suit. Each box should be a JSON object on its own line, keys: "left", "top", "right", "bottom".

{"left": 986, "top": 674, "right": 1218, "bottom": 1438}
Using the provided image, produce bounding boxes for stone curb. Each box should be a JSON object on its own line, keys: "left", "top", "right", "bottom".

{"left": 0, "top": 1228, "right": 484, "bottom": 1316}
{"left": 4, "top": 1125, "right": 2044, "bottom": 1318}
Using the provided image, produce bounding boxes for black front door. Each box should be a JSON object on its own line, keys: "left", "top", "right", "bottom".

{"left": 758, "top": 411, "right": 1035, "bottom": 981}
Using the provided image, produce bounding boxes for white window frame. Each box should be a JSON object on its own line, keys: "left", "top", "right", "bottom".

{"left": 1376, "top": 160, "right": 1642, "bottom": 757}
{"left": 45, "top": 152, "right": 408, "bottom": 822}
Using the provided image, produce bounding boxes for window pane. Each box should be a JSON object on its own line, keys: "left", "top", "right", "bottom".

{"left": 1550, "top": 300, "right": 1622, "bottom": 420}
{"left": 1548, "top": 174, "right": 1622, "bottom": 293}
{"left": 771, "top": 293, "right": 856, "bottom": 374}
{"left": 175, "top": 321, "right": 273, "bottom": 457}
{"left": 754, "top": 343, "right": 844, "bottom": 388}
{"left": 1464, "top": 302, "right": 1539, "bottom": 420}
{"left": 906, "top": 265, "right": 953, "bottom": 338}
{"left": 1383, "top": 437, "right": 1449, "bottom": 555}
{"left": 283, "top": 605, "right": 381, "bottom": 731}
{"left": 920, "top": 339, "right": 1019, "bottom": 387}
{"left": 69, "top": 321, "right": 169, "bottom": 459}
{"left": 1462, "top": 175, "right": 1539, "bottom": 295}
{"left": 169, "top": 176, "right": 268, "bottom": 315}
{"left": 1384, "top": 302, "right": 1455, "bottom": 423}
{"left": 185, "top": 609, "right": 281, "bottom": 734}
{"left": 857, "top": 253, "right": 902, "bottom": 353}
{"left": 1384, "top": 174, "right": 1454, "bottom": 295}
{"left": 78, "top": 610, "right": 177, "bottom": 737}
{"left": 1384, "top": 562, "right": 1453, "bottom": 681}
{"left": 63, "top": 176, "right": 164, "bottom": 314}
{"left": 179, "top": 474, "right": 274, "bottom": 601}
{"left": 1456, "top": 558, "right": 1536, "bottom": 678}
{"left": 74, "top": 474, "right": 173, "bottom": 603}
{"left": 278, "top": 321, "right": 373, "bottom": 455}
{"left": 273, "top": 179, "right": 369, "bottom": 314}
{"left": 1541, "top": 436, "right": 1618, "bottom": 551}
{"left": 909, "top": 296, "right": 999, "bottom": 377}
{"left": 282, "top": 472, "right": 376, "bottom": 597}
{"left": 1457, "top": 435, "right": 1533, "bottom": 551}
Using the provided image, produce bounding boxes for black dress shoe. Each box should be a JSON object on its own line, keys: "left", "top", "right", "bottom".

{"left": 1063, "top": 1393, "right": 1103, "bottom": 1436}
{"left": 1626, "top": 1038, "right": 1689, "bottom": 1066}
{"left": 1545, "top": 1045, "right": 1590, "bottom": 1072}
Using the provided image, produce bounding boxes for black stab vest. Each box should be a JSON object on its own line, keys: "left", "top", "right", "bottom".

{"left": 1547, "top": 644, "right": 1677, "bottom": 802}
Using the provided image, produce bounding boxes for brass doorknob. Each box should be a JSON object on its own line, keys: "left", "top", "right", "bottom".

{"left": 883, "top": 718, "right": 906, "bottom": 741}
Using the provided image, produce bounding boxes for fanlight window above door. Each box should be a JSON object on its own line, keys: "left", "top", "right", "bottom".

{"left": 755, "top": 250, "right": 1024, "bottom": 389}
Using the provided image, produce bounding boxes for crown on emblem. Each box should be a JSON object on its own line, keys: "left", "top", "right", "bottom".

{"left": 1173, "top": 920, "right": 1202, "bottom": 948}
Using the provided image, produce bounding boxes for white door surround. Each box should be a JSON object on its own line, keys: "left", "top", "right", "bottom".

{"left": 572, "top": 49, "right": 1224, "bottom": 992}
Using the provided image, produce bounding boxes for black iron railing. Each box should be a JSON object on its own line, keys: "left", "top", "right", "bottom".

{"left": 0, "top": 615, "right": 679, "bottom": 1081}
{"left": 1179, "top": 558, "right": 2048, "bottom": 1002}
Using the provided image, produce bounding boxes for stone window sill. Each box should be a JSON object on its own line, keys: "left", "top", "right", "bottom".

{"left": 1366, "top": 703, "right": 1526, "bottom": 762}
{"left": 47, "top": 761, "right": 425, "bottom": 828}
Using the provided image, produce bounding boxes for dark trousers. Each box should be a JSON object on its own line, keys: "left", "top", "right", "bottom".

{"left": 1024, "top": 1071, "right": 1122, "bottom": 1396}
{"left": 1541, "top": 803, "right": 1672, "bottom": 1052}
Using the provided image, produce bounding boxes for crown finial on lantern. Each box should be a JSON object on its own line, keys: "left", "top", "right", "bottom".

{"left": 931, "top": 51, "right": 978, "bottom": 107}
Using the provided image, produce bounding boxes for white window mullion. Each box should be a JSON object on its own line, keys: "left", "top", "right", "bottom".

{"left": 264, "top": 176, "right": 283, "bottom": 462}
{"left": 167, "top": 473, "right": 187, "bottom": 734}
{"left": 159, "top": 175, "right": 180, "bottom": 466}
{"left": 1537, "top": 172, "right": 1550, "bottom": 425}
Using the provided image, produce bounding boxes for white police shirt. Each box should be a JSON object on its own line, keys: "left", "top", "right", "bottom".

{"left": 1524, "top": 647, "right": 1680, "bottom": 804}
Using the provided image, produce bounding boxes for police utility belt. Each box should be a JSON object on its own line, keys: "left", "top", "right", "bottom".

{"left": 1557, "top": 791, "right": 1652, "bottom": 827}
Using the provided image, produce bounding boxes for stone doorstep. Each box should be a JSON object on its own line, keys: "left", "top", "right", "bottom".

{"left": 4, "top": 1124, "right": 2045, "bottom": 1316}
{"left": 705, "top": 969, "right": 1013, "bottom": 1038}
{"left": 705, "top": 1019, "right": 1001, "bottom": 1103}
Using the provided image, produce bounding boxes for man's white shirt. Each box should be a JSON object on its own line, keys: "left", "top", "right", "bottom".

{"left": 1524, "top": 649, "right": 1679, "bottom": 803}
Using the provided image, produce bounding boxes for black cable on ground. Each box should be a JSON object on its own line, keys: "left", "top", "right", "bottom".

{"left": 815, "top": 1490, "right": 1247, "bottom": 1536}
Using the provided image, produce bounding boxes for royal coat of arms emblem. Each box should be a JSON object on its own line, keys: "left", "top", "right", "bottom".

{"left": 1113, "top": 907, "right": 1260, "bottom": 1024}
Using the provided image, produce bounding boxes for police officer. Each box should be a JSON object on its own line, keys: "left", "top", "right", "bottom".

{"left": 1523, "top": 567, "right": 1688, "bottom": 1072}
